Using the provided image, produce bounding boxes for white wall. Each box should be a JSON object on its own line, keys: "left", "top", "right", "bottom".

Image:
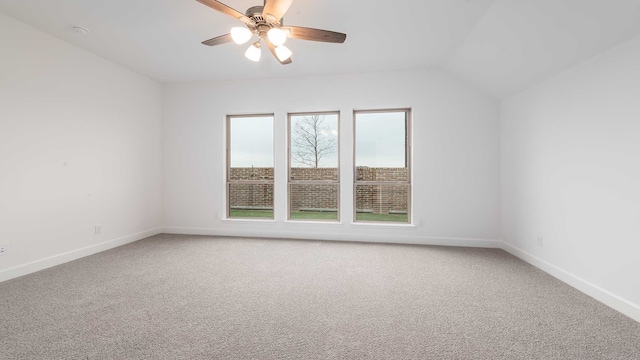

{"left": 501, "top": 34, "right": 640, "bottom": 320}
{"left": 0, "top": 13, "right": 162, "bottom": 280}
{"left": 162, "top": 69, "right": 501, "bottom": 246}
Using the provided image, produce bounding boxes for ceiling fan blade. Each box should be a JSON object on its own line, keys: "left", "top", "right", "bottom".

{"left": 202, "top": 33, "right": 233, "bottom": 46}
{"left": 196, "top": 0, "right": 245, "bottom": 20}
{"left": 284, "top": 26, "right": 346, "bottom": 43}
{"left": 265, "top": 40, "right": 292, "bottom": 65}
{"left": 262, "top": 0, "right": 292, "bottom": 23}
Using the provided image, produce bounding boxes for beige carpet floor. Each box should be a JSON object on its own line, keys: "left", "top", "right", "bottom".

{"left": 0, "top": 234, "right": 639, "bottom": 359}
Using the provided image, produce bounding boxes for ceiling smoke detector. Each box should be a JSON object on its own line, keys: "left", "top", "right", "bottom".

{"left": 71, "top": 25, "right": 89, "bottom": 35}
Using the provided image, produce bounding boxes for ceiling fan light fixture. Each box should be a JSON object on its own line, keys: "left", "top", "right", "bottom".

{"left": 245, "top": 42, "right": 262, "bottom": 62}
{"left": 197, "top": 0, "right": 347, "bottom": 65}
{"left": 231, "top": 27, "right": 252, "bottom": 44}
{"left": 267, "top": 28, "right": 287, "bottom": 46}
{"left": 274, "top": 45, "right": 292, "bottom": 62}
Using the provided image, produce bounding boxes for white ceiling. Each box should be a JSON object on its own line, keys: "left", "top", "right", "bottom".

{"left": 1, "top": 0, "right": 640, "bottom": 98}
{"left": 446, "top": 0, "right": 640, "bottom": 97}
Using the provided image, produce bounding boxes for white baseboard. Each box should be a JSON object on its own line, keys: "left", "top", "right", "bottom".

{"left": 162, "top": 226, "right": 503, "bottom": 249}
{"left": 502, "top": 242, "right": 640, "bottom": 323}
{"left": 0, "top": 227, "right": 162, "bottom": 283}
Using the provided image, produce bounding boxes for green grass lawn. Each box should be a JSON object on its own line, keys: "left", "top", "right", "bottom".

{"left": 355, "top": 212, "right": 408, "bottom": 223}
{"left": 290, "top": 211, "right": 338, "bottom": 220}
{"left": 229, "top": 209, "right": 274, "bottom": 218}
{"left": 229, "top": 209, "right": 408, "bottom": 223}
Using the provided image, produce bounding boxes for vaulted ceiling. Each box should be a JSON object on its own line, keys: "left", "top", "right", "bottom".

{"left": 1, "top": 0, "right": 640, "bottom": 98}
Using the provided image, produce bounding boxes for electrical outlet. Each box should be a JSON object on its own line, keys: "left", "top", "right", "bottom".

{"left": 0, "top": 244, "right": 7, "bottom": 256}
{"left": 536, "top": 236, "right": 544, "bottom": 247}
{"left": 94, "top": 225, "right": 102, "bottom": 235}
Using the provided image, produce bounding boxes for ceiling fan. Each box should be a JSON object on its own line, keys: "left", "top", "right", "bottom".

{"left": 196, "top": 0, "right": 347, "bottom": 65}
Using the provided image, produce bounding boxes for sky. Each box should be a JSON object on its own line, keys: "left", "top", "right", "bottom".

{"left": 229, "top": 116, "right": 274, "bottom": 167}
{"left": 229, "top": 112, "right": 407, "bottom": 168}
{"left": 355, "top": 112, "right": 407, "bottom": 168}
{"left": 290, "top": 114, "right": 338, "bottom": 168}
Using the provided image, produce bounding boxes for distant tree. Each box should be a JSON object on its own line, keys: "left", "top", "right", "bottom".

{"left": 291, "top": 115, "right": 336, "bottom": 168}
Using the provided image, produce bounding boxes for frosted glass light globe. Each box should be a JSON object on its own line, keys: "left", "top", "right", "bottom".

{"left": 231, "top": 27, "right": 252, "bottom": 45}
{"left": 267, "top": 28, "right": 287, "bottom": 47}
{"left": 274, "top": 45, "right": 292, "bottom": 61}
{"left": 245, "top": 42, "right": 262, "bottom": 62}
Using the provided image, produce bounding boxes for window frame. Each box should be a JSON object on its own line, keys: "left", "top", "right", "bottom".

{"left": 226, "top": 113, "right": 276, "bottom": 220}
{"left": 353, "top": 108, "right": 412, "bottom": 224}
{"left": 287, "top": 111, "right": 341, "bottom": 222}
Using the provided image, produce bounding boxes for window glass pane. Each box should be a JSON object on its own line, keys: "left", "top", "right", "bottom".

{"left": 229, "top": 183, "right": 274, "bottom": 219}
{"left": 228, "top": 115, "right": 274, "bottom": 220}
{"left": 355, "top": 167, "right": 408, "bottom": 182}
{"left": 290, "top": 167, "right": 338, "bottom": 182}
{"left": 355, "top": 111, "right": 408, "bottom": 182}
{"left": 355, "top": 184, "right": 409, "bottom": 223}
{"left": 290, "top": 114, "right": 338, "bottom": 181}
{"left": 230, "top": 116, "right": 274, "bottom": 180}
{"left": 290, "top": 184, "right": 338, "bottom": 221}
{"left": 230, "top": 167, "right": 274, "bottom": 181}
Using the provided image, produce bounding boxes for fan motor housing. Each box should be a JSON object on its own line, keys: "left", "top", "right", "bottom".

{"left": 245, "top": 5, "right": 281, "bottom": 26}
{"left": 246, "top": 6, "right": 266, "bottom": 24}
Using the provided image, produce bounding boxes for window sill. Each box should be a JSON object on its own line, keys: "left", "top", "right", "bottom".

{"left": 220, "top": 218, "right": 277, "bottom": 224}
{"left": 350, "top": 222, "right": 417, "bottom": 230}
{"left": 283, "top": 220, "right": 344, "bottom": 226}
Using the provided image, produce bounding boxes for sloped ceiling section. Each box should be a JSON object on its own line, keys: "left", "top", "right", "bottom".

{"left": 445, "top": 0, "right": 640, "bottom": 98}
{"left": 1, "top": 0, "right": 640, "bottom": 98}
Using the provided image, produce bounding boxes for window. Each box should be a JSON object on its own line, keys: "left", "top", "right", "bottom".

{"left": 288, "top": 112, "right": 340, "bottom": 221}
{"left": 227, "top": 114, "right": 274, "bottom": 219}
{"left": 354, "top": 109, "right": 411, "bottom": 223}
